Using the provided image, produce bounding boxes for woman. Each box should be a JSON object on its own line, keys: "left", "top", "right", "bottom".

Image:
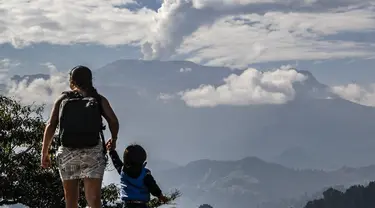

{"left": 41, "top": 65, "right": 119, "bottom": 208}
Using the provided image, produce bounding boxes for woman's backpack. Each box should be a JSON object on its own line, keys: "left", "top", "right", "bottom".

{"left": 57, "top": 91, "right": 106, "bottom": 151}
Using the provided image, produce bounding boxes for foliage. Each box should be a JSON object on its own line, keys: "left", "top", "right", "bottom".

{"left": 0, "top": 95, "right": 180, "bottom": 208}
{"left": 0, "top": 96, "right": 64, "bottom": 207}
{"left": 304, "top": 181, "right": 375, "bottom": 208}
{"left": 102, "top": 186, "right": 182, "bottom": 208}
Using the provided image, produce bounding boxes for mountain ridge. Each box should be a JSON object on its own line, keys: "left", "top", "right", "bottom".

{"left": 153, "top": 155, "right": 375, "bottom": 208}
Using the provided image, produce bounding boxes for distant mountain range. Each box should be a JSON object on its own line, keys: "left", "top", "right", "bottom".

{"left": 10, "top": 74, "right": 50, "bottom": 84}
{"left": 2, "top": 59, "right": 375, "bottom": 171}
{"left": 153, "top": 157, "right": 375, "bottom": 208}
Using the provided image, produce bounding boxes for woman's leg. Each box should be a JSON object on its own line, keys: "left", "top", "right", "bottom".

{"left": 62, "top": 179, "right": 80, "bottom": 208}
{"left": 83, "top": 178, "right": 103, "bottom": 208}
{"left": 81, "top": 142, "right": 106, "bottom": 208}
{"left": 57, "top": 147, "right": 81, "bottom": 208}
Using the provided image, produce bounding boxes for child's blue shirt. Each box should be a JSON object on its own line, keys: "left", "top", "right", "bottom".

{"left": 108, "top": 150, "right": 162, "bottom": 202}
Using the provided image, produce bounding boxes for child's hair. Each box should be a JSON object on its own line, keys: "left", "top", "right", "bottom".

{"left": 123, "top": 143, "right": 147, "bottom": 168}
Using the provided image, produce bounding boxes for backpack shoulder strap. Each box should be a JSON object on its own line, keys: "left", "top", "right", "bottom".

{"left": 94, "top": 93, "right": 105, "bottom": 128}
{"left": 94, "top": 94, "right": 103, "bottom": 113}
{"left": 94, "top": 93, "right": 108, "bottom": 160}
{"left": 61, "top": 90, "right": 82, "bottom": 99}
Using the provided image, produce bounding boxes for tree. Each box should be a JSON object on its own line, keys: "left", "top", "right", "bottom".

{"left": 0, "top": 95, "right": 180, "bottom": 208}
{"left": 304, "top": 182, "right": 375, "bottom": 208}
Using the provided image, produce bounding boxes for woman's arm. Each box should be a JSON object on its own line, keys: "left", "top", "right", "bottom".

{"left": 100, "top": 95, "right": 119, "bottom": 143}
{"left": 41, "top": 95, "right": 63, "bottom": 155}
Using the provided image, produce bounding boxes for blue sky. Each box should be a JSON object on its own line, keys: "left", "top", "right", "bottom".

{"left": 1, "top": 0, "right": 375, "bottom": 105}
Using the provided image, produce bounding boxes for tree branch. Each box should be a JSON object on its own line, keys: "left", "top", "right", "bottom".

{"left": 17, "top": 146, "right": 33, "bottom": 156}
{"left": 0, "top": 199, "right": 18, "bottom": 206}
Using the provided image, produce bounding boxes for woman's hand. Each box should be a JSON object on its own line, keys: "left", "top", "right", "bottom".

{"left": 106, "top": 138, "right": 117, "bottom": 150}
{"left": 41, "top": 153, "right": 51, "bottom": 168}
{"left": 105, "top": 140, "right": 112, "bottom": 151}
{"left": 110, "top": 138, "right": 117, "bottom": 150}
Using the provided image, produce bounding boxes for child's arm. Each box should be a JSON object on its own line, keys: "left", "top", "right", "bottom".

{"left": 108, "top": 149, "right": 123, "bottom": 175}
{"left": 144, "top": 170, "right": 164, "bottom": 199}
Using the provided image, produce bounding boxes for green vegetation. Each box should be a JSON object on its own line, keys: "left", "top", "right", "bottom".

{"left": 305, "top": 181, "right": 375, "bottom": 208}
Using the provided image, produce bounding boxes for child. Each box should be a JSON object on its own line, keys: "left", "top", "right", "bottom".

{"left": 106, "top": 141, "right": 167, "bottom": 208}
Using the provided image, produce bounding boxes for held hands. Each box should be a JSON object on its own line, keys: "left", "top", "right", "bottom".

{"left": 105, "top": 138, "right": 117, "bottom": 151}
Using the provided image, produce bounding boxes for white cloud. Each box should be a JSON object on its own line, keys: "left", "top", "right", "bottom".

{"left": 0, "top": 58, "right": 20, "bottom": 69}
{"left": 179, "top": 67, "right": 192, "bottom": 73}
{"left": 0, "top": 58, "right": 20, "bottom": 83}
{"left": 178, "top": 8, "right": 375, "bottom": 68}
{"left": 191, "top": 0, "right": 371, "bottom": 9}
{"left": 180, "top": 67, "right": 307, "bottom": 107}
{"left": 0, "top": 0, "right": 374, "bottom": 67}
{"left": 142, "top": 0, "right": 375, "bottom": 63}
{"left": 158, "top": 93, "right": 176, "bottom": 102}
{"left": 40, "top": 62, "right": 60, "bottom": 74}
{"left": 0, "top": 0, "right": 154, "bottom": 48}
{"left": 331, "top": 84, "right": 375, "bottom": 107}
{"left": 0, "top": 60, "right": 10, "bottom": 82}
{"left": 5, "top": 63, "right": 69, "bottom": 105}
